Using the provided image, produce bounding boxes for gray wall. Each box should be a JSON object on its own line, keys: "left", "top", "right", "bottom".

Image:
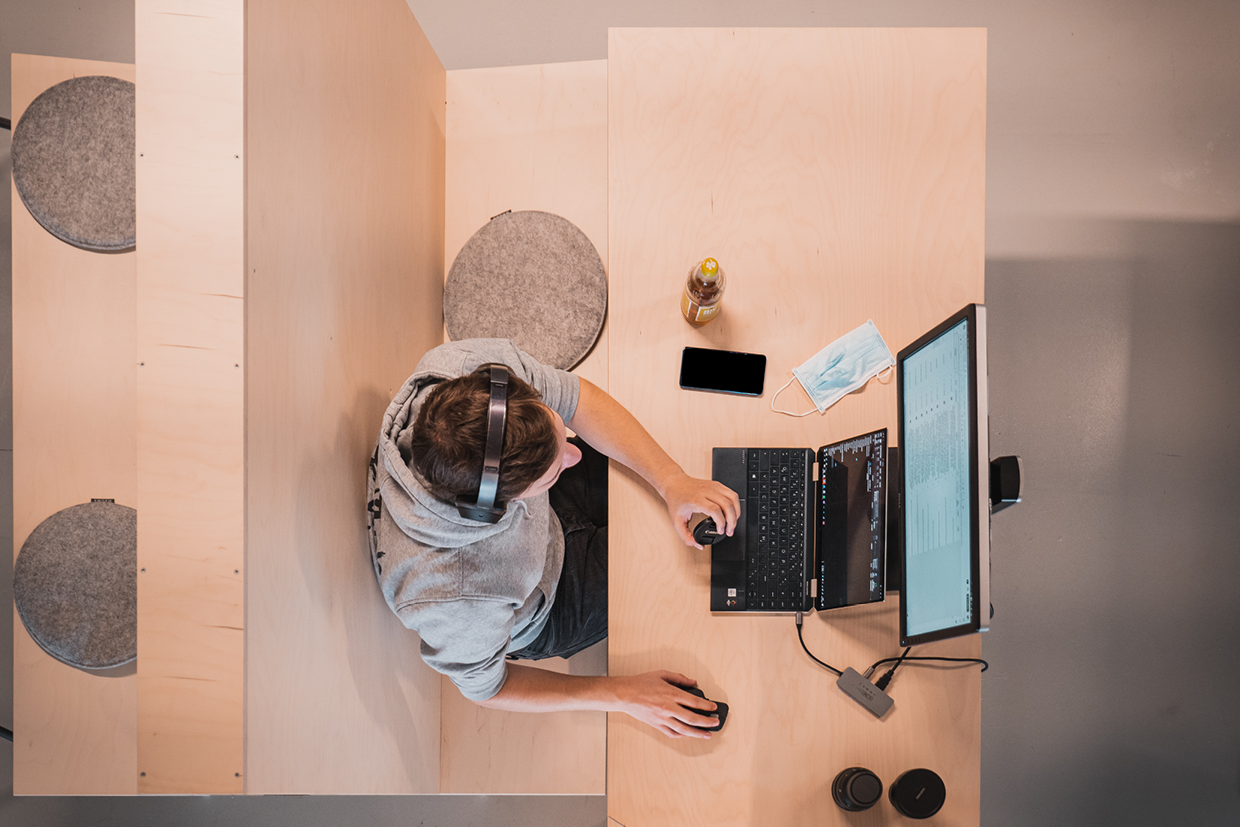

{"left": 3, "top": 1, "right": 1238, "bottom": 825}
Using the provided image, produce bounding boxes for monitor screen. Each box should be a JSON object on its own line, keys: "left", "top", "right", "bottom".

{"left": 896, "top": 304, "right": 989, "bottom": 646}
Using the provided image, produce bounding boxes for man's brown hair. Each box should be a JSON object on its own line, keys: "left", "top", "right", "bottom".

{"left": 411, "top": 369, "right": 560, "bottom": 505}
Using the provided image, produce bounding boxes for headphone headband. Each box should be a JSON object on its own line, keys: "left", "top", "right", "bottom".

{"left": 455, "top": 364, "right": 509, "bottom": 523}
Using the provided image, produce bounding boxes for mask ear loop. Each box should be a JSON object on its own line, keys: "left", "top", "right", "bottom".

{"left": 770, "top": 376, "right": 819, "bottom": 417}
{"left": 875, "top": 363, "right": 895, "bottom": 384}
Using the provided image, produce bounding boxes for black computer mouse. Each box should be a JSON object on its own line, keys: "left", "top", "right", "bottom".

{"left": 682, "top": 685, "right": 729, "bottom": 732}
{"left": 693, "top": 517, "right": 725, "bottom": 545}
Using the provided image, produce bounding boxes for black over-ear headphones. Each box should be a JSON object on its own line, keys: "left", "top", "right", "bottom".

{"left": 455, "top": 364, "right": 510, "bottom": 524}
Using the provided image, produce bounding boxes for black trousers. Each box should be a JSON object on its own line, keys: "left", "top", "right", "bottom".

{"left": 508, "top": 436, "right": 608, "bottom": 661}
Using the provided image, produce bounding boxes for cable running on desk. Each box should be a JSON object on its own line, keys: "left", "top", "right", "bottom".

{"left": 795, "top": 615, "right": 988, "bottom": 684}
{"left": 794, "top": 613, "right": 842, "bottom": 676}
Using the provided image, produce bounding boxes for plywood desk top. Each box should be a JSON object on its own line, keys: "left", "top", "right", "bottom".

{"left": 607, "top": 28, "right": 986, "bottom": 826}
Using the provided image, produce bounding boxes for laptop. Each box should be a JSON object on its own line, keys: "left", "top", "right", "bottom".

{"left": 709, "top": 428, "right": 888, "bottom": 613}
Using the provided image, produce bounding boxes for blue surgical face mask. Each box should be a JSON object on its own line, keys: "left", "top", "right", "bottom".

{"left": 772, "top": 320, "right": 895, "bottom": 416}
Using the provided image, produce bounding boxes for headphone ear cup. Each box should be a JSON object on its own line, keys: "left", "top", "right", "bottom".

{"left": 455, "top": 500, "right": 506, "bottom": 524}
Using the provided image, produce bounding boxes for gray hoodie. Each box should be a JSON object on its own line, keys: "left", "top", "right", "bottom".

{"left": 366, "top": 340, "right": 580, "bottom": 701}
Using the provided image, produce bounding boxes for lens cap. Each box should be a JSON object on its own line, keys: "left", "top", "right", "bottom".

{"left": 889, "top": 768, "right": 946, "bottom": 819}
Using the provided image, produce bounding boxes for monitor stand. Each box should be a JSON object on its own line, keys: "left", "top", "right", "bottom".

{"left": 885, "top": 447, "right": 904, "bottom": 593}
{"left": 989, "top": 455, "right": 1023, "bottom": 513}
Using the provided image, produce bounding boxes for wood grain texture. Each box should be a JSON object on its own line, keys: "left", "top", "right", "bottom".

{"left": 444, "top": 60, "right": 609, "bottom": 390}
{"left": 135, "top": 0, "right": 245, "bottom": 794}
{"left": 439, "top": 60, "right": 608, "bottom": 795}
{"left": 11, "top": 53, "right": 138, "bottom": 796}
{"left": 607, "top": 29, "right": 985, "bottom": 826}
{"left": 243, "top": 0, "right": 446, "bottom": 794}
{"left": 437, "top": 641, "right": 607, "bottom": 794}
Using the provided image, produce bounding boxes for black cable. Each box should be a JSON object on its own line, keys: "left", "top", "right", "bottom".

{"left": 868, "top": 653, "right": 989, "bottom": 690}
{"left": 866, "top": 647, "right": 911, "bottom": 679}
{"left": 1, "top": 116, "right": 10, "bottom": 131}
{"left": 872, "top": 647, "right": 912, "bottom": 690}
{"left": 795, "top": 613, "right": 842, "bottom": 676}
{"left": 870, "top": 654, "right": 989, "bottom": 674}
{"left": 1, "top": 725, "right": 12, "bottom": 742}
{"left": 795, "top": 613, "right": 987, "bottom": 684}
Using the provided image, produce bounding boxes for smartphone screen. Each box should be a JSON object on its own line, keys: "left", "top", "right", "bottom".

{"left": 679, "top": 347, "right": 767, "bottom": 396}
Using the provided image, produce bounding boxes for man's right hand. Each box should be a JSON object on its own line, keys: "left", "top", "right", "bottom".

{"left": 475, "top": 663, "right": 720, "bottom": 739}
{"left": 611, "top": 670, "right": 720, "bottom": 739}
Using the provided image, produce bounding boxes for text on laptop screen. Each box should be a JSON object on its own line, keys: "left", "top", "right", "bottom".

{"left": 902, "top": 318, "right": 973, "bottom": 637}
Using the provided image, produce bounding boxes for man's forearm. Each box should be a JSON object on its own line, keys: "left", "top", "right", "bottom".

{"left": 567, "top": 376, "right": 741, "bottom": 544}
{"left": 568, "top": 377, "right": 683, "bottom": 497}
{"left": 475, "top": 662, "right": 615, "bottom": 713}
{"left": 474, "top": 664, "right": 721, "bottom": 739}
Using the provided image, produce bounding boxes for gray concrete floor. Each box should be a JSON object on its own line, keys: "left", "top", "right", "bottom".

{"left": 4, "top": 1, "right": 1239, "bottom": 825}
{"left": 985, "top": 224, "right": 1240, "bottom": 825}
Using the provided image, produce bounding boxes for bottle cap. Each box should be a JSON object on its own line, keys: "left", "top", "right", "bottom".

{"left": 700, "top": 258, "right": 719, "bottom": 278}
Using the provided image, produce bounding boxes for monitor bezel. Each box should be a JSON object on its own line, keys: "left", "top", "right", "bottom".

{"left": 895, "top": 303, "right": 989, "bottom": 647}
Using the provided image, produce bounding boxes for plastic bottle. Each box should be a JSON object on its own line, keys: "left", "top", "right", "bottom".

{"left": 681, "top": 257, "right": 726, "bottom": 326}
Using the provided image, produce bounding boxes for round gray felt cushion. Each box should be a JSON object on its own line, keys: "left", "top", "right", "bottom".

{"left": 11, "top": 75, "right": 136, "bottom": 252}
{"left": 444, "top": 211, "right": 607, "bottom": 370}
{"left": 13, "top": 501, "right": 137, "bottom": 670}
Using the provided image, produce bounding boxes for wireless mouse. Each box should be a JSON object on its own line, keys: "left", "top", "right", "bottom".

{"left": 682, "top": 685, "right": 729, "bottom": 732}
{"left": 693, "top": 517, "right": 725, "bottom": 545}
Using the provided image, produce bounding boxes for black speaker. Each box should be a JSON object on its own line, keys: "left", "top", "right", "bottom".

{"left": 832, "top": 767, "right": 883, "bottom": 812}
{"left": 889, "top": 768, "right": 946, "bottom": 819}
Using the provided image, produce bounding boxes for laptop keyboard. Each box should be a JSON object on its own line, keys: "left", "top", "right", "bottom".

{"left": 746, "top": 448, "right": 807, "bottom": 610}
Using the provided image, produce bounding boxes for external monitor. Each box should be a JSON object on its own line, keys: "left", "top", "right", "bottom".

{"left": 895, "top": 304, "right": 989, "bottom": 646}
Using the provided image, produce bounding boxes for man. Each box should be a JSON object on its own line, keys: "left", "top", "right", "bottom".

{"left": 367, "top": 339, "right": 739, "bottom": 739}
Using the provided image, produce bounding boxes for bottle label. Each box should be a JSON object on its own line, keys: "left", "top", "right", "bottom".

{"left": 681, "top": 292, "right": 720, "bottom": 323}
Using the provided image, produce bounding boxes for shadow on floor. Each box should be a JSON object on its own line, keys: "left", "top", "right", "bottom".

{"left": 983, "top": 219, "right": 1240, "bottom": 827}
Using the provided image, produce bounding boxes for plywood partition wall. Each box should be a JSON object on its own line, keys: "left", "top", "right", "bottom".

{"left": 11, "top": 54, "right": 138, "bottom": 796}
{"left": 606, "top": 29, "right": 985, "bottom": 826}
{"left": 243, "top": 0, "right": 446, "bottom": 793}
{"left": 134, "top": 0, "right": 245, "bottom": 794}
{"left": 439, "top": 61, "right": 608, "bottom": 794}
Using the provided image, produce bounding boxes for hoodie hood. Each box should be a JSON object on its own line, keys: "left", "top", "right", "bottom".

{"left": 369, "top": 337, "right": 581, "bottom": 551}
{"left": 376, "top": 366, "right": 527, "bottom": 549}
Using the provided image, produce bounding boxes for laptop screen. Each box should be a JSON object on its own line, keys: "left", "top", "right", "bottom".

{"left": 817, "top": 429, "right": 887, "bottom": 611}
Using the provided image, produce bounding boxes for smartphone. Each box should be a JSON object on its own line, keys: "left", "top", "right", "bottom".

{"left": 679, "top": 347, "right": 767, "bottom": 396}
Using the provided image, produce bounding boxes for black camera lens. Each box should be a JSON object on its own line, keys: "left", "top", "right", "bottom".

{"left": 832, "top": 767, "right": 883, "bottom": 811}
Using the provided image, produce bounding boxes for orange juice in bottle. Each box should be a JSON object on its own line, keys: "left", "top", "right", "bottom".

{"left": 681, "top": 257, "right": 726, "bottom": 326}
